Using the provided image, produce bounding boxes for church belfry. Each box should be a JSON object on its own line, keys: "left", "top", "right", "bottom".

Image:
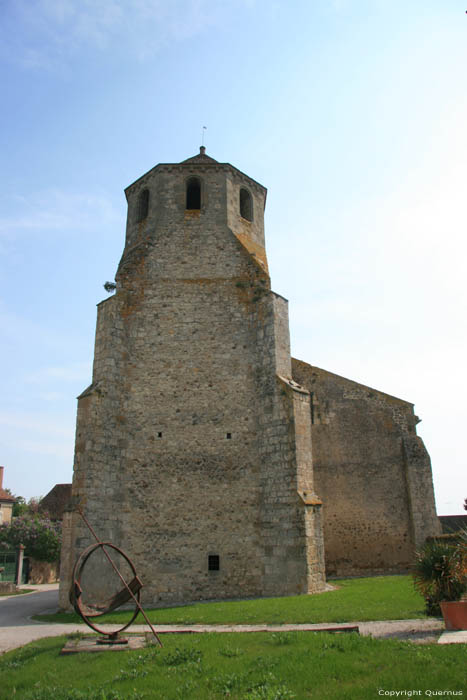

{"left": 59, "top": 148, "right": 326, "bottom": 608}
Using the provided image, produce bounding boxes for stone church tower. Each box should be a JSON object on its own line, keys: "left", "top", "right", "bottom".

{"left": 59, "top": 148, "right": 327, "bottom": 608}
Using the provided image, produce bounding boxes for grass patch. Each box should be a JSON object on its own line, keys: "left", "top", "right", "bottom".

{"left": 0, "top": 588, "right": 35, "bottom": 597}
{"left": 35, "top": 576, "right": 427, "bottom": 625}
{"left": 1, "top": 631, "right": 465, "bottom": 699}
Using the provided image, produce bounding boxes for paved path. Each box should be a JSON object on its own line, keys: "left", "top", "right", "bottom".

{"left": 0, "top": 584, "right": 83, "bottom": 654}
{"left": 0, "top": 585, "right": 459, "bottom": 654}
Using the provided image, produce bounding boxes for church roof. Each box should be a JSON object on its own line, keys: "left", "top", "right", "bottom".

{"left": 125, "top": 147, "right": 267, "bottom": 197}
{"left": 181, "top": 147, "right": 218, "bottom": 164}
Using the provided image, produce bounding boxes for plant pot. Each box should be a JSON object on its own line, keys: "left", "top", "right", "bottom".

{"left": 440, "top": 600, "right": 467, "bottom": 630}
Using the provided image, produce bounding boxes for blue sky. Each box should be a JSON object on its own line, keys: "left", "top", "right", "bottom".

{"left": 0, "top": 0, "right": 466, "bottom": 515}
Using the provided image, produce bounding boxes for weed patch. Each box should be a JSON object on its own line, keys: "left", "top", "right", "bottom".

{"left": 217, "top": 645, "right": 244, "bottom": 657}
{"left": 270, "top": 632, "right": 297, "bottom": 645}
{"left": 161, "top": 645, "right": 203, "bottom": 666}
{"left": 211, "top": 669, "right": 251, "bottom": 694}
{"left": 246, "top": 682, "right": 296, "bottom": 700}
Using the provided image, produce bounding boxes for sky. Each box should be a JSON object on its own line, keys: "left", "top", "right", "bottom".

{"left": 0, "top": 0, "right": 466, "bottom": 515}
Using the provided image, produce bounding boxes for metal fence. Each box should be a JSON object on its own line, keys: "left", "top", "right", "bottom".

{"left": 0, "top": 551, "right": 28, "bottom": 583}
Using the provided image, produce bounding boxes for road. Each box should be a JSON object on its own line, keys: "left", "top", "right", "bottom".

{"left": 0, "top": 584, "right": 83, "bottom": 653}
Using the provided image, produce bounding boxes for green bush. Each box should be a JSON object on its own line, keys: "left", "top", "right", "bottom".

{"left": 412, "top": 538, "right": 466, "bottom": 616}
{"left": 0, "top": 515, "right": 61, "bottom": 562}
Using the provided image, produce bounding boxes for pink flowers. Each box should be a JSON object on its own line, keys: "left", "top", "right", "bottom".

{"left": 0, "top": 515, "right": 61, "bottom": 562}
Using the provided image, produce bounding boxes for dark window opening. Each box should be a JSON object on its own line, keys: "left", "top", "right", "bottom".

{"left": 157, "top": 432, "right": 162, "bottom": 438}
{"left": 136, "top": 188, "right": 149, "bottom": 222}
{"left": 226, "top": 433, "right": 232, "bottom": 439}
{"left": 186, "top": 178, "right": 201, "bottom": 209}
{"left": 239, "top": 188, "right": 253, "bottom": 221}
{"left": 208, "top": 554, "right": 220, "bottom": 571}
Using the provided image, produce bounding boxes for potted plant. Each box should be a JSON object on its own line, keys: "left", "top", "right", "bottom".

{"left": 412, "top": 530, "right": 467, "bottom": 630}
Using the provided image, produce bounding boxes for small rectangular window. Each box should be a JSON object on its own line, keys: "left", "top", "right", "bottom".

{"left": 226, "top": 433, "right": 232, "bottom": 439}
{"left": 208, "top": 554, "right": 220, "bottom": 571}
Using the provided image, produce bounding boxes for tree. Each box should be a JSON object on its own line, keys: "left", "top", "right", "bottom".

{"left": 11, "top": 495, "right": 42, "bottom": 518}
{"left": 0, "top": 514, "right": 61, "bottom": 562}
{"left": 12, "top": 496, "right": 27, "bottom": 518}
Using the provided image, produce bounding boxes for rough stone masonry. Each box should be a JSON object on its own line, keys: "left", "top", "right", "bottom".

{"left": 59, "top": 149, "right": 439, "bottom": 609}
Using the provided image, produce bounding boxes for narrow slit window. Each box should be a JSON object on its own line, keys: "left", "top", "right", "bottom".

{"left": 186, "top": 177, "right": 201, "bottom": 209}
{"left": 136, "top": 188, "right": 149, "bottom": 222}
{"left": 208, "top": 554, "right": 220, "bottom": 571}
{"left": 239, "top": 188, "right": 253, "bottom": 221}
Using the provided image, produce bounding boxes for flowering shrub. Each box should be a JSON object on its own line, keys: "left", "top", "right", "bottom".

{"left": 0, "top": 515, "right": 61, "bottom": 562}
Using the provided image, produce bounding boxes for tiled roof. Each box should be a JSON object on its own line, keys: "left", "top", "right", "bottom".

{"left": 0, "top": 488, "right": 15, "bottom": 502}
{"left": 181, "top": 147, "right": 218, "bottom": 164}
{"left": 39, "top": 483, "right": 72, "bottom": 520}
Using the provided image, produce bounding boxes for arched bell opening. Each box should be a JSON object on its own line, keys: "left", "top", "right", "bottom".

{"left": 239, "top": 188, "right": 253, "bottom": 221}
{"left": 186, "top": 177, "right": 201, "bottom": 210}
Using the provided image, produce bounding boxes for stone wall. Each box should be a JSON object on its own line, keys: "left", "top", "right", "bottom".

{"left": 291, "top": 361, "right": 440, "bottom": 576}
{"left": 28, "top": 559, "right": 59, "bottom": 584}
{"left": 0, "top": 502, "right": 13, "bottom": 526}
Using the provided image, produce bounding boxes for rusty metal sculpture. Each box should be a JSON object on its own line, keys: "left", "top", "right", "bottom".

{"left": 69, "top": 508, "right": 162, "bottom": 647}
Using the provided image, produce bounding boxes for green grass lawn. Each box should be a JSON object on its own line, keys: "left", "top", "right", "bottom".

{"left": 1, "top": 631, "right": 465, "bottom": 700}
{"left": 35, "top": 576, "right": 428, "bottom": 625}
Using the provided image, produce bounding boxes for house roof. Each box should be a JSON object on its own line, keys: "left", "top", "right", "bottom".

{"left": 39, "top": 483, "right": 72, "bottom": 520}
{"left": 0, "top": 488, "right": 15, "bottom": 503}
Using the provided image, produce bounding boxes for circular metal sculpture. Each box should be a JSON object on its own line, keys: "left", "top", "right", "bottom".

{"left": 70, "top": 542, "right": 142, "bottom": 642}
{"left": 69, "top": 509, "right": 162, "bottom": 646}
